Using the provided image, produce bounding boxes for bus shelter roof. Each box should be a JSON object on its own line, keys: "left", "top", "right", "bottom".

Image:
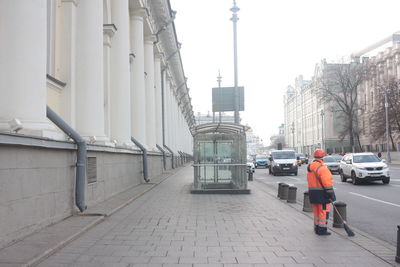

{"left": 191, "top": 123, "right": 249, "bottom": 136}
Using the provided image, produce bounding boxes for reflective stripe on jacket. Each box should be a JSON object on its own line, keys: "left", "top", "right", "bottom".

{"left": 307, "top": 159, "right": 336, "bottom": 204}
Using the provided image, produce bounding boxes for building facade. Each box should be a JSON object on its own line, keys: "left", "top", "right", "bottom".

{"left": 284, "top": 70, "right": 350, "bottom": 155}
{"left": 284, "top": 34, "right": 400, "bottom": 155}
{"left": 357, "top": 41, "right": 400, "bottom": 152}
{"left": 0, "top": 0, "right": 194, "bottom": 249}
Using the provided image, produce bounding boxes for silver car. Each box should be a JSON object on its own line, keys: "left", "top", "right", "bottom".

{"left": 323, "top": 156, "right": 340, "bottom": 174}
{"left": 339, "top": 152, "right": 390, "bottom": 185}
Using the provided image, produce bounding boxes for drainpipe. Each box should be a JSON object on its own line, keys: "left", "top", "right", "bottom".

{"left": 156, "top": 144, "right": 166, "bottom": 170}
{"left": 178, "top": 151, "right": 183, "bottom": 165}
{"left": 131, "top": 137, "right": 150, "bottom": 182}
{"left": 164, "top": 144, "right": 174, "bottom": 169}
{"left": 46, "top": 106, "right": 86, "bottom": 212}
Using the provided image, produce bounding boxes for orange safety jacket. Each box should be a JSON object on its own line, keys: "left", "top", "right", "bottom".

{"left": 307, "top": 159, "right": 336, "bottom": 204}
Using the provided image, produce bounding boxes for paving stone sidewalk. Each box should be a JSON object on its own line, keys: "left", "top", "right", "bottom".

{"left": 36, "top": 166, "right": 396, "bottom": 267}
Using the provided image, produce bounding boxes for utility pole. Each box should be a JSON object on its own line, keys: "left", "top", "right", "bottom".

{"left": 291, "top": 121, "right": 295, "bottom": 151}
{"left": 384, "top": 87, "right": 392, "bottom": 163}
{"left": 217, "top": 71, "right": 222, "bottom": 123}
{"left": 320, "top": 109, "right": 324, "bottom": 151}
{"left": 231, "top": 0, "right": 240, "bottom": 123}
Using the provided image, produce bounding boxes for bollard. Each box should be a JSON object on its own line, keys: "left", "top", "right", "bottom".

{"left": 302, "top": 191, "right": 312, "bottom": 212}
{"left": 333, "top": 201, "right": 347, "bottom": 228}
{"left": 396, "top": 225, "right": 400, "bottom": 263}
{"left": 280, "top": 184, "right": 289, "bottom": 200}
{"left": 277, "top": 182, "right": 285, "bottom": 198}
{"left": 287, "top": 186, "right": 297, "bottom": 203}
{"left": 248, "top": 171, "right": 253, "bottom": 181}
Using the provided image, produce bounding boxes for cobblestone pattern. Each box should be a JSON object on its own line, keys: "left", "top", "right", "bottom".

{"left": 37, "top": 167, "right": 391, "bottom": 267}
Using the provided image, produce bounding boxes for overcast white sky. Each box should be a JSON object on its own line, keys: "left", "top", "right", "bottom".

{"left": 170, "top": 0, "right": 400, "bottom": 144}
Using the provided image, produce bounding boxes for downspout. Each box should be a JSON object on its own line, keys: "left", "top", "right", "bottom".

{"left": 131, "top": 137, "right": 150, "bottom": 182}
{"left": 178, "top": 151, "right": 183, "bottom": 165}
{"left": 164, "top": 144, "right": 174, "bottom": 169}
{"left": 156, "top": 144, "right": 166, "bottom": 170}
{"left": 46, "top": 106, "right": 86, "bottom": 212}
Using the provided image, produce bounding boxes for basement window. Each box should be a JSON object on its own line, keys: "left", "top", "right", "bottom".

{"left": 87, "top": 157, "right": 97, "bottom": 184}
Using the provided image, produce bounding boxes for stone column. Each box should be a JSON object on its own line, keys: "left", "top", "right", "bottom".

{"left": 59, "top": 0, "right": 77, "bottom": 127}
{"left": 110, "top": 0, "right": 132, "bottom": 147}
{"left": 144, "top": 35, "right": 157, "bottom": 150}
{"left": 75, "top": 0, "right": 108, "bottom": 143}
{"left": 172, "top": 92, "right": 178, "bottom": 152}
{"left": 0, "top": 0, "right": 56, "bottom": 137}
{"left": 129, "top": 9, "right": 147, "bottom": 147}
{"left": 103, "top": 24, "right": 116, "bottom": 140}
{"left": 154, "top": 55, "right": 163, "bottom": 146}
{"left": 165, "top": 77, "right": 173, "bottom": 148}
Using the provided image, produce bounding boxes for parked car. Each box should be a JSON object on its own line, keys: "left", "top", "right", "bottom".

{"left": 331, "top": 154, "right": 343, "bottom": 162}
{"left": 246, "top": 161, "right": 256, "bottom": 173}
{"left": 296, "top": 156, "right": 302, "bottom": 166}
{"left": 255, "top": 154, "right": 268, "bottom": 168}
{"left": 246, "top": 157, "right": 255, "bottom": 173}
{"left": 269, "top": 150, "right": 297, "bottom": 176}
{"left": 323, "top": 156, "right": 340, "bottom": 174}
{"left": 339, "top": 152, "right": 390, "bottom": 185}
{"left": 296, "top": 153, "right": 308, "bottom": 164}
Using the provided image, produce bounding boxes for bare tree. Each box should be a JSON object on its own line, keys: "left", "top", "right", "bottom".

{"left": 369, "top": 77, "right": 400, "bottom": 150}
{"left": 314, "top": 62, "right": 365, "bottom": 151}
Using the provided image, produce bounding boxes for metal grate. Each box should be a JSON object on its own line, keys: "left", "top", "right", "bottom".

{"left": 87, "top": 157, "right": 97, "bottom": 184}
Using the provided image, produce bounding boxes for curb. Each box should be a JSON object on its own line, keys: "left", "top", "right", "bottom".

{"left": 25, "top": 216, "right": 105, "bottom": 267}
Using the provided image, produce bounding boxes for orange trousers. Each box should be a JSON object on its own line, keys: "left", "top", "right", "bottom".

{"left": 312, "top": 203, "right": 330, "bottom": 229}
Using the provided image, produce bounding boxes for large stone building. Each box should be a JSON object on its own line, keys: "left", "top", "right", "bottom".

{"left": 0, "top": 0, "right": 194, "bottom": 249}
{"left": 284, "top": 34, "right": 400, "bottom": 155}
{"left": 356, "top": 39, "right": 400, "bottom": 152}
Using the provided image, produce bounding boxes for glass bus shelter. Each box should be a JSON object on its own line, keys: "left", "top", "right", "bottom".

{"left": 191, "top": 123, "right": 250, "bottom": 194}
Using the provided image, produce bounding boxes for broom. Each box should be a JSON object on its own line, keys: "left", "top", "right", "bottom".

{"left": 331, "top": 200, "right": 355, "bottom": 237}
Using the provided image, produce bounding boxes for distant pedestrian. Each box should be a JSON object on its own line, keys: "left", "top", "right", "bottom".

{"left": 378, "top": 152, "right": 382, "bottom": 158}
{"left": 307, "top": 149, "right": 336, "bottom": 236}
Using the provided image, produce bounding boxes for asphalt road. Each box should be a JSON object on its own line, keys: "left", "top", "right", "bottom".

{"left": 253, "top": 164, "right": 400, "bottom": 245}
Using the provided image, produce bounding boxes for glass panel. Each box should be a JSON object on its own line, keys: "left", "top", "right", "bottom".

{"left": 216, "top": 141, "right": 232, "bottom": 163}
{"left": 198, "top": 142, "right": 215, "bottom": 184}
{"left": 216, "top": 141, "right": 233, "bottom": 183}
{"left": 199, "top": 142, "right": 214, "bottom": 163}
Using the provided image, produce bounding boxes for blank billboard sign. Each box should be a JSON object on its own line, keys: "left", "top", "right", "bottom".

{"left": 212, "top": 86, "right": 244, "bottom": 112}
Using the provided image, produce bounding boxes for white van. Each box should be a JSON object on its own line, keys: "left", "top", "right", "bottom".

{"left": 269, "top": 150, "right": 298, "bottom": 176}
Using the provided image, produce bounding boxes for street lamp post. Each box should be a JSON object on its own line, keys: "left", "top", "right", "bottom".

{"left": 291, "top": 121, "right": 295, "bottom": 150}
{"left": 231, "top": 0, "right": 240, "bottom": 124}
{"left": 384, "top": 87, "right": 392, "bottom": 163}
{"left": 320, "top": 109, "right": 324, "bottom": 151}
{"left": 217, "top": 71, "right": 222, "bottom": 123}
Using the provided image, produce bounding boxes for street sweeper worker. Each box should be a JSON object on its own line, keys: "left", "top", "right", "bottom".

{"left": 307, "top": 149, "right": 336, "bottom": 236}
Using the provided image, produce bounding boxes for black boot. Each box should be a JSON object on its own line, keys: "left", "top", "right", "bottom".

{"left": 314, "top": 225, "right": 319, "bottom": 234}
{"left": 317, "top": 226, "right": 331, "bottom": 236}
